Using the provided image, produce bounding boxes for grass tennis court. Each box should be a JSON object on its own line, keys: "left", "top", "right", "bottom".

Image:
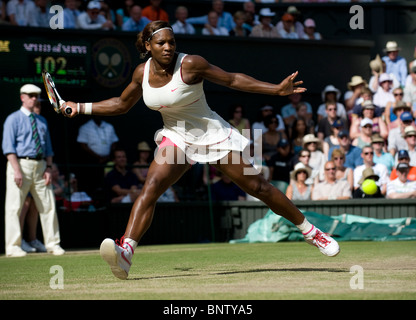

{"left": 0, "top": 241, "right": 415, "bottom": 300}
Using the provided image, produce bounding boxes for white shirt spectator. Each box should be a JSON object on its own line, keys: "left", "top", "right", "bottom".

{"left": 387, "top": 178, "right": 416, "bottom": 198}
{"left": 172, "top": 20, "right": 195, "bottom": 35}
{"left": 353, "top": 163, "right": 389, "bottom": 189}
{"left": 6, "top": 0, "right": 36, "bottom": 26}
{"left": 77, "top": 119, "right": 119, "bottom": 157}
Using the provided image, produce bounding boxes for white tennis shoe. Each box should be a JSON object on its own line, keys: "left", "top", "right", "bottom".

{"left": 303, "top": 226, "right": 340, "bottom": 257}
{"left": 100, "top": 237, "right": 133, "bottom": 280}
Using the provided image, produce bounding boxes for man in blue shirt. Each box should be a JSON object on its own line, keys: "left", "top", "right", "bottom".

{"left": 122, "top": 5, "right": 151, "bottom": 32}
{"left": 382, "top": 41, "right": 408, "bottom": 87}
{"left": 2, "top": 84, "right": 64, "bottom": 257}
{"left": 186, "top": 0, "right": 235, "bottom": 32}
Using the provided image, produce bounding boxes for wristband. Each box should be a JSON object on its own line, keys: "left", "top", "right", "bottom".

{"left": 77, "top": 103, "right": 80, "bottom": 114}
{"left": 85, "top": 103, "right": 92, "bottom": 115}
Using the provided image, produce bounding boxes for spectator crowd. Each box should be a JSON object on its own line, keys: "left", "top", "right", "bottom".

{"left": 3, "top": 0, "right": 415, "bottom": 204}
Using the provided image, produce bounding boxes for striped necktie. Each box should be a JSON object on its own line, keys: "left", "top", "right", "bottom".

{"left": 29, "top": 113, "right": 43, "bottom": 156}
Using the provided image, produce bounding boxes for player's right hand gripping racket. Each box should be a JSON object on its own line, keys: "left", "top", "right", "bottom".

{"left": 42, "top": 70, "right": 72, "bottom": 115}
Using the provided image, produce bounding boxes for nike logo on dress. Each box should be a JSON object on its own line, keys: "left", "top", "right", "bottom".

{"left": 171, "top": 88, "right": 178, "bottom": 92}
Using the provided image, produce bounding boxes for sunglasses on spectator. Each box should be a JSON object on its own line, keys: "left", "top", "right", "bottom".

{"left": 333, "top": 157, "right": 344, "bottom": 160}
{"left": 300, "top": 154, "right": 310, "bottom": 158}
{"left": 364, "top": 151, "right": 374, "bottom": 155}
{"left": 325, "top": 167, "right": 336, "bottom": 171}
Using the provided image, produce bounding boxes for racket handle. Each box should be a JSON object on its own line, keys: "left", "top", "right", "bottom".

{"left": 65, "top": 107, "right": 72, "bottom": 115}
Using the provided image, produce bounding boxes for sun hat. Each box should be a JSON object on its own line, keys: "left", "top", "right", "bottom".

{"left": 20, "top": 84, "right": 41, "bottom": 94}
{"left": 384, "top": 41, "right": 401, "bottom": 52}
{"left": 379, "top": 73, "right": 393, "bottom": 84}
{"left": 302, "top": 134, "right": 320, "bottom": 147}
{"left": 304, "top": 18, "right": 315, "bottom": 28}
{"left": 87, "top": 1, "right": 101, "bottom": 10}
{"left": 321, "top": 84, "right": 340, "bottom": 102}
{"left": 259, "top": 8, "right": 275, "bottom": 17}
{"left": 347, "top": 76, "right": 368, "bottom": 90}
{"left": 360, "top": 118, "right": 373, "bottom": 128}
{"left": 392, "top": 101, "right": 411, "bottom": 114}
{"left": 290, "top": 162, "right": 312, "bottom": 181}
{"left": 369, "top": 54, "right": 383, "bottom": 73}
{"left": 137, "top": 141, "right": 152, "bottom": 151}
{"left": 371, "top": 134, "right": 384, "bottom": 144}
{"left": 403, "top": 126, "right": 416, "bottom": 137}
{"left": 358, "top": 167, "right": 379, "bottom": 185}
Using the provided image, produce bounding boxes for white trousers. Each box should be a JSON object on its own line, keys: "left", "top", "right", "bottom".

{"left": 5, "top": 159, "right": 61, "bottom": 255}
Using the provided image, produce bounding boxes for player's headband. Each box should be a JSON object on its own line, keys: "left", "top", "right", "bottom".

{"left": 147, "top": 27, "right": 173, "bottom": 42}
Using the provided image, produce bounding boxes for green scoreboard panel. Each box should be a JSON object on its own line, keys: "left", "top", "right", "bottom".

{"left": 0, "top": 37, "right": 90, "bottom": 87}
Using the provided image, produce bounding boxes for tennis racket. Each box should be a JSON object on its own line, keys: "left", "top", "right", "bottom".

{"left": 42, "top": 70, "right": 72, "bottom": 115}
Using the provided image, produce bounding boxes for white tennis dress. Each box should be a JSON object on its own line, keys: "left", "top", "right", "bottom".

{"left": 142, "top": 53, "right": 249, "bottom": 163}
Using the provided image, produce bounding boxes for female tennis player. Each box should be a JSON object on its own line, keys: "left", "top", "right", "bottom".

{"left": 62, "top": 21, "right": 339, "bottom": 279}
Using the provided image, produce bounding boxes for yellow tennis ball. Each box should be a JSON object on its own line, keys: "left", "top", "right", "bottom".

{"left": 362, "top": 179, "right": 378, "bottom": 195}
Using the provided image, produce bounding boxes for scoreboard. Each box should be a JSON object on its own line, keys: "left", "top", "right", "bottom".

{"left": 0, "top": 37, "right": 90, "bottom": 87}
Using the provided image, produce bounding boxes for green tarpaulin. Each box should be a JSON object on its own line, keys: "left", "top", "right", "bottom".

{"left": 230, "top": 210, "right": 416, "bottom": 243}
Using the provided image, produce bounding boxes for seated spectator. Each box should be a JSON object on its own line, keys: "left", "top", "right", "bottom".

{"left": 353, "top": 145, "right": 389, "bottom": 195}
{"left": 229, "top": 10, "right": 251, "bottom": 37}
{"left": 386, "top": 163, "right": 416, "bottom": 199}
{"left": 385, "top": 94, "right": 411, "bottom": 130}
{"left": 317, "top": 85, "right": 347, "bottom": 123}
{"left": 157, "top": 186, "right": 179, "bottom": 202}
{"left": 295, "top": 102, "right": 315, "bottom": 134}
{"left": 32, "top": 0, "right": 52, "bottom": 27}
{"left": 171, "top": 6, "right": 195, "bottom": 35}
{"left": 303, "top": 134, "right": 326, "bottom": 182}
{"left": 372, "top": 134, "right": 395, "bottom": 174}
{"left": 352, "top": 118, "right": 374, "bottom": 149}
{"left": 276, "top": 5, "right": 304, "bottom": 38}
{"left": 211, "top": 172, "right": 246, "bottom": 201}
{"left": 390, "top": 150, "right": 416, "bottom": 181}
{"left": 286, "top": 162, "right": 313, "bottom": 201}
{"left": 350, "top": 100, "right": 388, "bottom": 140}
{"left": 388, "top": 111, "right": 414, "bottom": 157}
{"left": 249, "top": 8, "right": 280, "bottom": 38}
{"left": 99, "top": 0, "right": 116, "bottom": 26}
{"left": 317, "top": 102, "right": 347, "bottom": 141}
{"left": 105, "top": 148, "right": 141, "bottom": 203}
{"left": 403, "top": 60, "right": 416, "bottom": 112}
{"left": 288, "top": 117, "right": 310, "bottom": 156}
{"left": 142, "top": 0, "right": 169, "bottom": 22}
{"left": 344, "top": 75, "right": 368, "bottom": 115}
{"left": 116, "top": 0, "right": 134, "bottom": 28}
{"left": 202, "top": 10, "right": 229, "bottom": 36}
{"left": 382, "top": 41, "right": 408, "bottom": 88}
{"left": 228, "top": 104, "right": 250, "bottom": 135}
{"left": 328, "top": 130, "right": 363, "bottom": 170}
{"left": 132, "top": 141, "right": 152, "bottom": 185}
{"left": 281, "top": 93, "right": 313, "bottom": 128}
{"left": 277, "top": 13, "right": 299, "bottom": 39}
{"left": 262, "top": 115, "right": 287, "bottom": 161}
{"left": 369, "top": 54, "right": 400, "bottom": 94}
{"left": 323, "top": 119, "right": 344, "bottom": 159}
{"left": 302, "top": 18, "right": 322, "bottom": 40}
{"left": 331, "top": 148, "right": 354, "bottom": 191}
{"left": 395, "top": 126, "right": 416, "bottom": 167}
{"left": 353, "top": 167, "right": 383, "bottom": 198}
{"left": 251, "top": 104, "right": 285, "bottom": 136}
{"left": 187, "top": 0, "right": 235, "bottom": 32}
{"left": 6, "top": 0, "right": 37, "bottom": 26}
{"left": 266, "top": 138, "right": 293, "bottom": 193}
{"left": 63, "top": 0, "right": 82, "bottom": 29}
{"left": 311, "top": 161, "right": 352, "bottom": 200}
{"left": 77, "top": 1, "right": 114, "bottom": 30}
{"left": 291, "top": 148, "right": 317, "bottom": 185}
{"left": 242, "top": 0, "right": 259, "bottom": 32}
{"left": 373, "top": 73, "right": 395, "bottom": 112}
{"left": 122, "top": 5, "right": 151, "bottom": 32}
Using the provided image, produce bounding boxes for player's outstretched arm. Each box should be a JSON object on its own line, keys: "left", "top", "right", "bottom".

{"left": 61, "top": 64, "right": 144, "bottom": 117}
{"left": 182, "top": 55, "right": 306, "bottom": 96}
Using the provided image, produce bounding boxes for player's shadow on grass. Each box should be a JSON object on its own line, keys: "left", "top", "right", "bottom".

{"left": 128, "top": 267, "right": 347, "bottom": 280}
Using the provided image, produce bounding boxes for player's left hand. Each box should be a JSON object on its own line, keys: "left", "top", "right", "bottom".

{"left": 277, "top": 71, "right": 307, "bottom": 96}
{"left": 60, "top": 101, "right": 78, "bottom": 118}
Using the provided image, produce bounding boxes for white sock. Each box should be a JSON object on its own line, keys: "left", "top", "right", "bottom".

{"left": 124, "top": 238, "right": 138, "bottom": 252}
{"left": 296, "top": 218, "right": 314, "bottom": 235}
